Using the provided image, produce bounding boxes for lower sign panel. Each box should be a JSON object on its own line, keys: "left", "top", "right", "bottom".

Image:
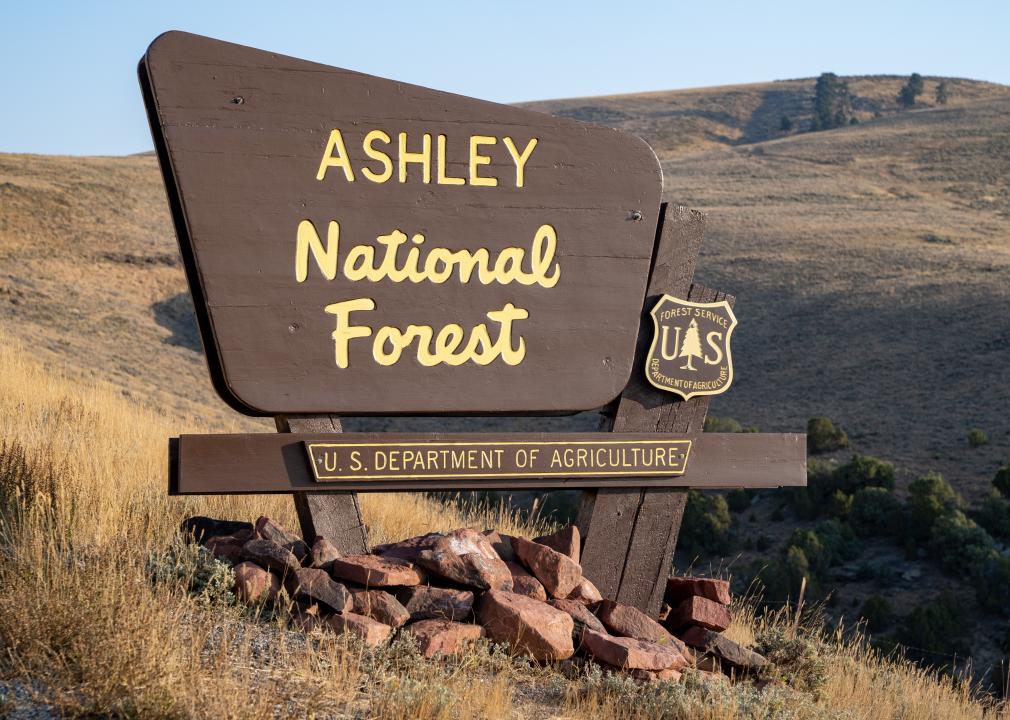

{"left": 306, "top": 438, "right": 691, "bottom": 483}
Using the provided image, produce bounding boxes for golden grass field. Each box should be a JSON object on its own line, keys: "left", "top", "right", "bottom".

{"left": 1, "top": 74, "right": 1010, "bottom": 716}
{"left": 1, "top": 332, "right": 1007, "bottom": 718}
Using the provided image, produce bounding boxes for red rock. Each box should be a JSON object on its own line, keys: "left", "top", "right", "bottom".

{"left": 329, "top": 554, "right": 425, "bottom": 587}
{"left": 397, "top": 585, "right": 474, "bottom": 621}
{"left": 697, "top": 669, "right": 730, "bottom": 683}
{"left": 233, "top": 561, "right": 281, "bottom": 603}
{"left": 664, "top": 576, "right": 732, "bottom": 606}
{"left": 534, "top": 525, "right": 581, "bottom": 564}
{"left": 679, "top": 626, "right": 767, "bottom": 671}
{"left": 350, "top": 589, "right": 410, "bottom": 627}
{"left": 666, "top": 596, "right": 732, "bottom": 632}
{"left": 567, "top": 577, "right": 603, "bottom": 604}
{"left": 482, "top": 530, "right": 516, "bottom": 562}
{"left": 477, "top": 590, "right": 574, "bottom": 661}
{"left": 323, "top": 611, "right": 392, "bottom": 646}
{"left": 309, "top": 536, "right": 342, "bottom": 572}
{"left": 580, "top": 628, "right": 687, "bottom": 671}
{"left": 241, "top": 538, "right": 301, "bottom": 576}
{"left": 371, "top": 533, "right": 442, "bottom": 562}
{"left": 254, "top": 516, "right": 309, "bottom": 563}
{"left": 204, "top": 534, "right": 246, "bottom": 564}
{"left": 416, "top": 529, "right": 512, "bottom": 591}
{"left": 596, "top": 600, "right": 692, "bottom": 659}
{"left": 511, "top": 536, "right": 582, "bottom": 598}
{"left": 506, "top": 561, "right": 548, "bottom": 601}
{"left": 403, "top": 620, "right": 485, "bottom": 658}
{"left": 285, "top": 567, "right": 350, "bottom": 612}
{"left": 549, "top": 598, "right": 606, "bottom": 636}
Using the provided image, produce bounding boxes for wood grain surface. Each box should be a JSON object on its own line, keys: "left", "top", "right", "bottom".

{"left": 139, "top": 31, "right": 663, "bottom": 415}
{"left": 169, "top": 431, "right": 805, "bottom": 494}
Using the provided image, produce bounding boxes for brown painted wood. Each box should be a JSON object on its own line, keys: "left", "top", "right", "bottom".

{"left": 139, "top": 31, "right": 663, "bottom": 416}
{"left": 276, "top": 415, "right": 368, "bottom": 552}
{"left": 578, "top": 204, "right": 732, "bottom": 615}
{"left": 168, "top": 431, "right": 805, "bottom": 493}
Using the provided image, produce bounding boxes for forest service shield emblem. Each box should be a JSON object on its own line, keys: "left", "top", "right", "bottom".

{"left": 645, "top": 295, "right": 737, "bottom": 400}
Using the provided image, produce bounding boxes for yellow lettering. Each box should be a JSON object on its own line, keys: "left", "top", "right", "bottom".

{"left": 295, "top": 220, "right": 339, "bottom": 282}
{"left": 704, "top": 331, "right": 724, "bottom": 365}
{"left": 361, "top": 130, "right": 393, "bottom": 183}
{"left": 502, "top": 137, "right": 537, "bottom": 187}
{"left": 316, "top": 129, "right": 355, "bottom": 182}
{"left": 469, "top": 135, "right": 498, "bottom": 187}
{"left": 398, "top": 132, "right": 432, "bottom": 183}
{"left": 324, "top": 297, "right": 375, "bottom": 368}
{"left": 436, "top": 134, "right": 465, "bottom": 185}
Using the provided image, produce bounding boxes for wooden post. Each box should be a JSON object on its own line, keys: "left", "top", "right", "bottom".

{"left": 275, "top": 415, "right": 368, "bottom": 553}
{"left": 578, "top": 203, "right": 731, "bottom": 617}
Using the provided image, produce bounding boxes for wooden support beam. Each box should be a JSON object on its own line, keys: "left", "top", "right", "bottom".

{"left": 578, "top": 203, "right": 730, "bottom": 617}
{"left": 275, "top": 415, "right": 368, "bottom": 553}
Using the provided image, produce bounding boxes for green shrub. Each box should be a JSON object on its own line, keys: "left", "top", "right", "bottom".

{"left": 787, "top": 520, "right": 861, "bottom": 577}
{"left": 807, "top": 417, "right": 849, "bottom": 454}
{"left": 975, "top": 555, "right": 1010, "bottom": 615}
{"left": 727, "top": 488, "right": 754, "bottom": 512}
{"left": 704, "top": 415, "right": 758, "bottom": 433}
{"left": 148, "top": 537, "right": 237, "bottom": 607}
{"left": 972, "top": 491, "right": 1010, "bottom": 540}
{"left": 993, "top": 466, "right": 1010, "bottom": 498}
{"left": 968, "top": 428, "right": 989, "bottom": 448}
{"left": 679, "top": 491, "right": 731, "bottom": 556}
{"left": 859, "top": 595, "right": 894, "bottom": 633}
{"left": 907, "top": 471, "right": 963, "bottom": 540}
{"left": 897, "top": 593, "right": 970, "bottom": 660}
{"left": 828, "top": 490, "right": 853, "bottom": 520}
{"left": 834, "top": 455, "right": 895, "bottom": 494}
{"left": 849, "top": 487, "right": 902, "bottom": 536}
{"left": 927, "top": 510, "right": 996, "bottom": 575}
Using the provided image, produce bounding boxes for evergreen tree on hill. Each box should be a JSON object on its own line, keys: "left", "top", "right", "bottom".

{"left": 898, "top": 73, "right": 924, "bottom": 108}
{"left": 935, "top": 81, "right": 949, "bottom": 105}
{"left": 812, "top": 73, "right": 853, "bottom": 131}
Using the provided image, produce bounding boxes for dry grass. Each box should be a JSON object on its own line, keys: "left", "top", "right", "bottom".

{"left": 0, "top": 334, "right": 1007, "bottom": 718}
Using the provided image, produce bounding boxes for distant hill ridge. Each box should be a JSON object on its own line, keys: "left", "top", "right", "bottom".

{"left": 520, "top": 75, "right": 1010, "bottom": 159}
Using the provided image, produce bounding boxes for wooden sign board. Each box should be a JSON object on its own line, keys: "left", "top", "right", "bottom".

{"left": 140, "top": 31, "right": 663, "bottom": 416}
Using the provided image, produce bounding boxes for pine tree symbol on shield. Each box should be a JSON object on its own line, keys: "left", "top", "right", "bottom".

{"left": 678, "top": 319, "right": 702, "bottom": 371}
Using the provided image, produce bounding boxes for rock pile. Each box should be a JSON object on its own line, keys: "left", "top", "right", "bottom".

{"left": 183, "top": 516, "right": 768, "bottom": 681}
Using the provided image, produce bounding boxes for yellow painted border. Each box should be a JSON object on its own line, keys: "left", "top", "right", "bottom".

{"left": 644, "top": 294, "right": 737, "bottom": 401}
{"left": 306, "top": 438, "right": 692, "bottom": 482}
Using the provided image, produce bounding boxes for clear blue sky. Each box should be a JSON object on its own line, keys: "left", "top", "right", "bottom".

{"left": 1, "top": 1, "right": 1006, "bottom": 156}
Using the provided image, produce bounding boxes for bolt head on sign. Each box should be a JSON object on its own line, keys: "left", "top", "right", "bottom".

{"left": 645, "top": 295, "right": 737, "bottom": 400}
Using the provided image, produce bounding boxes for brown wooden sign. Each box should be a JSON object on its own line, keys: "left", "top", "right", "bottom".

{"left": 170, "top": 431, "right": 805, "bottom": 493}
{"left": 140, "top": 31, "right": 663, "bottom": 416}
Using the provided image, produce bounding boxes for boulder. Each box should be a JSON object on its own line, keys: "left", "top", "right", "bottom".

{"left": 403, "top": 620, "right": 485, "bottom": 659}
{"left": 477, "top": 590, "right": 574, "bottom": 661}
{"left": 580, "top": 628, "right": 687, "bottom": 671}
{"left": 254, "top": 516, "right": 309, "bottom": 563}
{"left": 664, "top": 576, "right": 732, "bottom": 606}
{"left": 549, "top": 598, "right": 606, "bottom": 637}
{"left": 371, "top": 533, "right": 442, "bottom": 562}
{"left": 285, "top": 567, "right": 351, "bottom": 612}
{"left": 309, "top": 536, "right": 342, "bottom": 572}
{"left": 323, "top": 612, "right": 393, "bottom": 647}
{"left": 533, "top": 525, "right": 581, "bottom": 564}
{"left": 482, "top": 530, "right": 516, "bottom": 562}
{"left": 666, "top": 596, "right": 732, "bottom": 632}
{"left": 350, "top": 589, "right": 410, "bottom": 627}
{"left": 506, "top": 561, "right": 548, "bottom": 601}
{"left": 241, "top": 538, "right": 301, "bottom": 577}
{"left": 567, "top": 577, "right": 603, "bottom": 604}
{"left": 511, "top": 536, "right": 582, "bottom": 598}
{"left": 397, "top": 585, "right": 474, "bottom": 622}
{"left": 679, "top": 626, "right": 767, "bottom": 672}
{"left": 416, "top": 529, "right": 513, "bottom": 591}
{"left": 204, "top": 534, "right": 247, "bottom": 564}
{"left": 233, "top": 561, "right": 281, "bottom": 603}
{"left": 181, "top": 516, "right": 253, "bottom": 544}
{"left": 329, "top": 554, "right": 425, "bottom": 587}
{"left": 596, "top": 600, "right": 691, "bottom": 658}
